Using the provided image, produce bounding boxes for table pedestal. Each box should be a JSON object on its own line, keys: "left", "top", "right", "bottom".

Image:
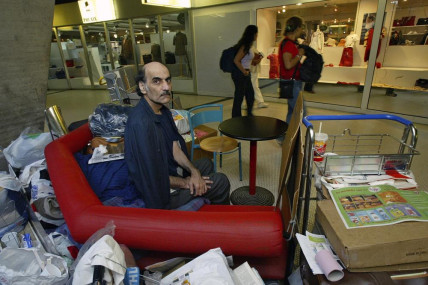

{"left": 230, "top": 141, "right": 275, "bottom": 206}
{"left": 231, "top": 186, "right": 275, "bottom": 206}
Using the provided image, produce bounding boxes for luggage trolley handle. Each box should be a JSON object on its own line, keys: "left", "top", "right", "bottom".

{"left": 298, "top": 114, "right": 417, "bottom": 235}
{"left": 303, "top": 114, "right": 418, "bottom": 150}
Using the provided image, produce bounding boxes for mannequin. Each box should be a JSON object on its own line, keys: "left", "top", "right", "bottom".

{"left": 122, "top": 33, "right": 133, "bottom": 64}
{"left": 267, "top": 48, "right": 279, "bottom": 79}
{"left": 173, "top": 31, "right": 188, "bottom": 76}
{"left": 339, "top": 31, "right": 359, "bottom": 67}
{"left": 309, "top": 25, "right": 324, "bottom": 54}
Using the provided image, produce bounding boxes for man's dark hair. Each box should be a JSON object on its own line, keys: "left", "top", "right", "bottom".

{"left": 284, "top": 17, "right": 303, "bottom": 35}
{"left": 135, "top": 65, "right": 147, "bottom": 97}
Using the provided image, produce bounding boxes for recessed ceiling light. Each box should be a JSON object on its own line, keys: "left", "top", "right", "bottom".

{"left": 282, "top": 8, "right": 286, "bottom": 12}
{"left": 296, "top": 3, "right": 302, "bottom": 5}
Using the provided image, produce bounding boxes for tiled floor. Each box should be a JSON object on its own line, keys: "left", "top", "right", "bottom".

{"left": 46, "top": 89, "right": 428, "bottom": 195}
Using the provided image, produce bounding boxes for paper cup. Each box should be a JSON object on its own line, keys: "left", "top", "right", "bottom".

{"left": 314, "top": 133, "right": 328, "bottom": 161}
{"left": 315, "top": 249, "right": 344, "bottom": 282}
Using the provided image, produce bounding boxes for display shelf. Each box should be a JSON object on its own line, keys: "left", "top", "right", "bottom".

{"left": 392, "top": 24, "right": 428, "bottom": 28}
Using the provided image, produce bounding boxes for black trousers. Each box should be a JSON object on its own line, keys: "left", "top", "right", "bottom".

{"left": 231, "top": 71, "right": 254, "bottom": 117}
{"left": 170, "top": 158, "right": 230, "bottom": 208}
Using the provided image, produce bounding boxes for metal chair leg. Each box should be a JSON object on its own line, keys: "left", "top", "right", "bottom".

{"left": 220, "top": 153, "right": 223, "bottom": 168}
{"left": 238, "top": 142, "right": 242, "bottom": 181}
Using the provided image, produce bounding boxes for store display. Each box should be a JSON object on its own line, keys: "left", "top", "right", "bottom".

{"left": 309, "top": 25, "right": 324, "bottom": 54}
{"left": 267, "top": 50, "right": 279, "bottom": 79}
{"left": 339, "top": 32, "right": 359, "bottom": 67}
{"left": 416, "top": 17, "right": 428, "bottom": 25}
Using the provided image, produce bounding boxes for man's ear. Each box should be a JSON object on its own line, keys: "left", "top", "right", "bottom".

{"left": 139, "top": 81, "right": 147, "bottom": 94}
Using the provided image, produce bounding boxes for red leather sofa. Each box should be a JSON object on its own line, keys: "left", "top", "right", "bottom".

{"left": 44, "top": 123, "right": 287, "bottom": 279}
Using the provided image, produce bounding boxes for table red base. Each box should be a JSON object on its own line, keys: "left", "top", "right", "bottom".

{"left": 230, "top": 141, "right": 275, "bottom": 206}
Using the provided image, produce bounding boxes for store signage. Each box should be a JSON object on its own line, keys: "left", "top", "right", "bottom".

{"left": 78, "top": 0, "right": 117, "bottom": 24}
{"left": 142, "top": 0, "right": 191, "bottom": 8}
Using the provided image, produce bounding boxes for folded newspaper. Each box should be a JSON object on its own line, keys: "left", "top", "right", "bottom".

{"left": 159, "top": 248, "right": 263, "bottom": 285}
{"left": 329, "top": 184, "right": 428, "bottom": 229}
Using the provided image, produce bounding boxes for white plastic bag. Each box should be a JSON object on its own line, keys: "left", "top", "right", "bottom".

{"left": 0, "top": 248, "right": 68, "bottom": 285}
{"left": 171, "top": 109, "right": 191, "bottom": 134}
{"left": 4, "top": 128, "right": 52, "bottom": 169}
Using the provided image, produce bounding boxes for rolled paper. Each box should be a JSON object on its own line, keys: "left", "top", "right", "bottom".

{"left": 315, "top": 249, "right": 344, "bottom": 282}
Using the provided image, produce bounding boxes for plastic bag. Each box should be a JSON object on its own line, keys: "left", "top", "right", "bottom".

{"left": 89, "top": 104, "right": 132, "bottom": 137}
{"left": 66, "top": 220, "right": 116, "bottom": 284}
{"left": 171, "top": 109, "right": 191, "bottom": 134}
{"left": 0, "top": 248, "right": 68, "bottom": 285}
{"left": 3, "top": 128, "right": 52, "bottom": 169}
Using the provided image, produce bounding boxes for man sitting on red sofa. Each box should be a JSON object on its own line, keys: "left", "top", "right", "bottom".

{"left": 125, "top": 62, "right": 230, "bottom": 209}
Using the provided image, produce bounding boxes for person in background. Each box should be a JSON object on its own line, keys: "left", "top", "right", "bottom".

{"left": 125, "top": 62, "right": 230, "bottom": 209}
{"left": 250, "top": 47, "right": 269, "bottom": 108}
{"left": 278, "top": 16, "right": 306, "bottom": 144}
{"left": 231, "top": 25, "right": 258, "bottom": 117}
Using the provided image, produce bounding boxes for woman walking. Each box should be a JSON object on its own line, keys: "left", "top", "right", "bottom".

{"left": 279, "top": 17, "right": 306, "bottom": 125}
{"left": 231, "top": 25, "right": 258, "bottom": 117}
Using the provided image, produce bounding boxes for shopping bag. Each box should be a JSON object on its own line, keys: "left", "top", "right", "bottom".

{"left": 279, "top": 79, "right": 295, "bottom": 99}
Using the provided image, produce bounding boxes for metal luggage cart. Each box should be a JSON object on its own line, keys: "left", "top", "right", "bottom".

{"left": 297, "top": 114, "right": 419, "bottom": 234}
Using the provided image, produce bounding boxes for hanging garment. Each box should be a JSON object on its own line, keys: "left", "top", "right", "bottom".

{"left": 364, "top": 28, "right": 382, "bottom": 62}
{"left": 309, "top": 30, "right": 325, "bottom": 54}
{"left": 339, "top": 47, "right": 354, "bottom": 67}
{"left": 345, "top": 33, "right": 359, "bottom": 48}
{"left": 267, "top": 53, "right": 279, "bottom": 79}
{"left": 173, "top": 32, "right": 187, "bottom": 56}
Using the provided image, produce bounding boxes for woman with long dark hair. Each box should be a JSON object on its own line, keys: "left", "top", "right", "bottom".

{"left": 231, "top": 25, "right": 258, "bottom": 117}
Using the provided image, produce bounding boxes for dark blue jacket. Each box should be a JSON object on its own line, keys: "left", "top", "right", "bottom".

{"left": 124, "top": 98, "right": 188, "bottom": 209}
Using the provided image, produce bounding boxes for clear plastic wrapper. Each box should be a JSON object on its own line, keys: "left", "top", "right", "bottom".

{"left": 89, "top": 104, "right": 132, "bottom": 137}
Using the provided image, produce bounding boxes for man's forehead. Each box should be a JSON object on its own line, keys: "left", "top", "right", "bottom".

{"left": 146, "top": 64, "right": 170, "bottom": 79}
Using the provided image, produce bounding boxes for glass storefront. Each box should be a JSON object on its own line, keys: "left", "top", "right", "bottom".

{"left": 49, "top": 10, "right": 194, "bottom": 93}
{"left": 255, "top": 0, "right": 427, "bottom": 120}
{"left": 55, "top": 26, "right": 92, "bottom": 89}
{"left": 368, "top": 0, "right": 428, "bottom": 118}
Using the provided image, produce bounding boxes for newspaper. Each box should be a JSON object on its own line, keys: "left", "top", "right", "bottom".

{"left": 296, "top": 232, "right": 342, "bottom": 275}
{"left": 321, "top": 170, "right": 417, "bottom": 191}
{"left": 329, "top": 185, "right": 428, "bottom": 229}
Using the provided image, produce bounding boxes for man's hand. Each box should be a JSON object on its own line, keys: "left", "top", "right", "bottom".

{"left": 185, "top": 174, "right": 213, "bottom": 196}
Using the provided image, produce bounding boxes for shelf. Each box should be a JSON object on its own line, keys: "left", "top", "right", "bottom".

{"left": 402, "top": 33, "right": 425, "bottom": 36}
{"left": 392, "top": 24, "right": 428, "bottom": 28}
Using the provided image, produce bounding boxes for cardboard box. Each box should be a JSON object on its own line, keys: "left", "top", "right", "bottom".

{"left": 185, "top": 124, "right": 217, "bottom": 161}
{"left": 316, "top": 199, "right": 428, "bottom": 272}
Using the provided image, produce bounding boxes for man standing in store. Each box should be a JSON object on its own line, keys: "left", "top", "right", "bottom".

{"left": 124, "top": 62, "right": 230, "bottom": 209}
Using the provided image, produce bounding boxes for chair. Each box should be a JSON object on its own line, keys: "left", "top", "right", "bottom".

{"left": 187, "top": 104, "right": 242, "bottom": 181}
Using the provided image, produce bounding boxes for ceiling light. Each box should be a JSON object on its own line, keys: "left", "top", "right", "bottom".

{"left": 296, "top": 3, "right": 302, "bottom": 5}
{"left": 145, "top": 23, "right": 149, "bottom": 28}
{"left": 334, "top": 19, "right": 337, "bottom": 23}
{"left": 278, "top": 10, "right": 280, "bottom": 14}
{"left": 113, "top": 33, "right": 117, "bottom": 38}
{"left": 282, "top": 5, "right": 285, "bottom": 8}
{"left": 348, "top": 18, "right": 351, "bottom": 22}
{"left": 334, "top": 7, "right": 338, "bottom": 12}
{"left": 282, "top": 8, "right": 286, "bottom": 12}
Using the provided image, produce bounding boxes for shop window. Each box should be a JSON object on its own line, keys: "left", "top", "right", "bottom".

{"left": 48, "top": 29, "right": 69, "bottom": 89}
{"left": 57, "top": 26, "right": 92, "bottom": 89}
{"left": 82, "top": 23, "right": 108, "bottom": 87}
{"left": 368, "top": 1, "right": 428, "bottom": 118}
{"left": 132, "top": 17, "right": 162, "bottom": 66}
{"left": 161, "top": 12, "right": 193, "bottom": 80}
{"left": 257, "top": 1, "right": 371, "bottom": 109}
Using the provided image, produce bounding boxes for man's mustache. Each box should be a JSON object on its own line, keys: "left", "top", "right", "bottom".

{"left": 162, "top": 91, "right": 171, "bottom": 96}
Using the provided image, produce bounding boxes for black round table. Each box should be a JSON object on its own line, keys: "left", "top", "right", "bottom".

{"left": 219, "top": 116, "right": 288, "bottom": 206}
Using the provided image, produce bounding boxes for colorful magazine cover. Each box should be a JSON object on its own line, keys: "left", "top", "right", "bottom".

{"left": 329, "top": 185, "right": 428, "bottom": 229}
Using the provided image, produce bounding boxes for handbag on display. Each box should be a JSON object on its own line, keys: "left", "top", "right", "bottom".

{"left": 416, "top": 18, "right": 428, "bottom": 25}
{"left": 279, "top": 64, "right": 298, "bottom": 99}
